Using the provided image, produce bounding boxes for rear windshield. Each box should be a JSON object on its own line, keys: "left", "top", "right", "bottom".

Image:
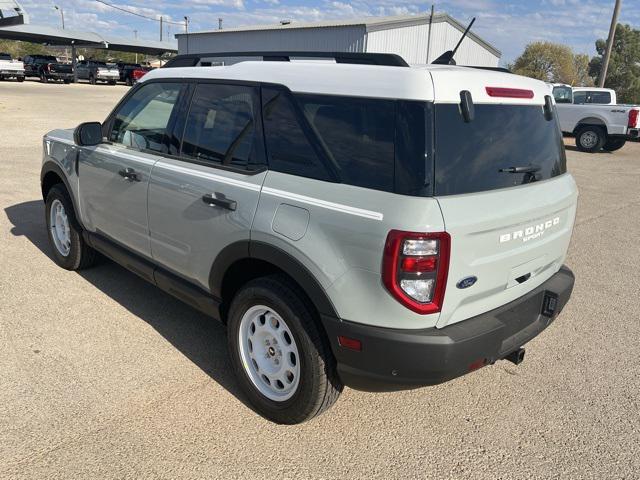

{"left": 434, "top": 104, "right": 567, "bottom": 196}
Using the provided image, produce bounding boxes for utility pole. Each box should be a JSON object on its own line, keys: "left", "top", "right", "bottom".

{"left": 599, "top": 0, "right": 622, "bottom": 87}
{"left": 184, "top": 16, "right": 189, "bottom": 34}
{"left": 218, "top": 18, "right": 223, "bottom": 30}
{"left": 54, "top": 5, "right": 64, "bottom": 29}
{"left": 134, "top": 30, "right": 138, "bottom": 64}
{"left": 160, "top": 16, "right": 163, "bottom": 41}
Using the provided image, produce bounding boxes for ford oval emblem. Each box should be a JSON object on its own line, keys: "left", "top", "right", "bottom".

{"left": 457, "top": 276, "right": 478, "bottom": 289}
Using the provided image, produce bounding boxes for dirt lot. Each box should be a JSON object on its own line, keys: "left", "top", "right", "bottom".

{"left": 1, "top": 81, "right": 639, "bottom": 479}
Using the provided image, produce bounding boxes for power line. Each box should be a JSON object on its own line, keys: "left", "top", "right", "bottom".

{"left": 93, "top": 0, "right": 184, "bottom": 26}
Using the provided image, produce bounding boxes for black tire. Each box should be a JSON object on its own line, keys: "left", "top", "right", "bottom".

{"left": 575, "top": 125, "right": 605, "bottom": 153}
{"left": 89, "top": 75, "right": 96, "bottom": 85}
{"left": 63, "top": 79, "right": 71, "bottom": 84}
{"left": 108, "top": 80, "right": 117, "bottom": 86}
{"left": 17, "top": 76, "right": 25, "bottom": 83}
{"left": 40, "top": 72, "right": 48, "bottom": 83}
{"left": 227, "top": 275, "right": 343, "bottom": 424}
{"left": 45, "top": 185, "right": 96, "bottom": 271}
{"left": 602, "top": 137, "right": 626, "bottom": 152}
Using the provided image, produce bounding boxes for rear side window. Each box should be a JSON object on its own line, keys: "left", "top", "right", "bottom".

{"left": 262, "top": 88, "right": 332, "bottom": 182}
{"left": 434, "top": 104, "right": 567, "bottom": 196}
{"left": 296, "top": 94, "right": 395, "bottom": 191}
{"left": 181, "top": 84, "right": 261, "bottom": 169}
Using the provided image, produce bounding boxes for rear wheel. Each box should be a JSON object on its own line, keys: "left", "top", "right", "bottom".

{"left": 575, "top": 125, "right": 605, "bottom": 153}
{"left": 108, "top": 80, "right": 116, "bottom": 86}
{"left": 227, "top": 275, "right": 342, "bottom": 424}
{"left": 45, "top": 185, "right": 96, "bottom": 271}
{"left": 17, "top": 76, "right": 25, "bottom": 83}
{"left": 63, "top": 79, "right": 71, "bottom": 84}
{"left": 602, "top": 137, "right": 626, "bottom": 152}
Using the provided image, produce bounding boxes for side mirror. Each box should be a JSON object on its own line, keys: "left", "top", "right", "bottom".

{"left": 74, "top": 122, "right": 103, "bottom": 146}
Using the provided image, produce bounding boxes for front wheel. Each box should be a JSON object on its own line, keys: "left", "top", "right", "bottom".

{"left": 575, "top": 125, "right": 605, "bottom": 153}
{"left": 602, "top": 137, "right": 626, "bottom": 152}
{"left": 45, "top": 185, "right": 96, "bottom": 271}
{"left": 227, "top": 275, "right": 342, "bottom": 424}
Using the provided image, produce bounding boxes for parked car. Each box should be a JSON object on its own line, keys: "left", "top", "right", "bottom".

{"left": 76, "top": 60, "right": 120, "bottom": 85}
{"left": 116, "top": 62, "right": 151, "bottom": 86}
{"left": 552, "top": 84, "right": 639, "bottom": 152}
{"left": 41, "top": 53, "right": 577, "bottom": 424}
{"left": 0, "top": 53, "right": 25, "bottom": 82}
{"left": 23, "top": 55, "right": 73, "bottom": 83}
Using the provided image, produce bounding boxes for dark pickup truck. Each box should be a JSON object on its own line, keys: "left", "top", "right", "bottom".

{"left": 23, "top": 55, "right": 74, "bottom": 83}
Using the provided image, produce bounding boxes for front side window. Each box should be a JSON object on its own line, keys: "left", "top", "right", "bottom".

{"left": 572, "top": 91, "right": 587, "bottom": 104}
{"left": 181, "top": 84, "right": 260, "bottom": 168}
{"left": 110, "top": 82, "right": 182, "bottom": 153}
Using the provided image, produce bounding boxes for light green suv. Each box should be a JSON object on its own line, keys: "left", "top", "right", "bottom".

{"left": 41, "top": 52, "right": 577, "bottom": 424}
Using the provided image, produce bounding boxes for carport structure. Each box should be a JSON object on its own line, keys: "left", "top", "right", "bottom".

{"left": 0, "top": 20, "right": 177, "bottom": 81}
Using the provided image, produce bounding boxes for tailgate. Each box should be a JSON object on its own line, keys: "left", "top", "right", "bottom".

{"left": 437, "top": 174, "right": 578, "bottom": 328}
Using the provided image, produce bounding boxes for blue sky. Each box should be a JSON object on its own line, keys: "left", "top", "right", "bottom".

{"left": 14, "top": 0, "right": 640, "bottom": 62}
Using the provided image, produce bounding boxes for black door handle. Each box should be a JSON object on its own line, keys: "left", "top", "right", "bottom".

{"left": 118, "top": 167, "right": 140, "bottom": 182}
{"left": 202, "top": 193, "right": 237, "bottom": 211}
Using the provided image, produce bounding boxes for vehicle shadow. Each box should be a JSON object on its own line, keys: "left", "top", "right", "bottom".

{"left": 4, "top": 200, "right": 253, "bottom": 412}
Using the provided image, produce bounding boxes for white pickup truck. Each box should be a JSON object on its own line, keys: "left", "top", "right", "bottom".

{"left": 551, "top": 84, "right": 639, "bottom": 152}
{"left": 0, "top": 53, "right": 25, "bottom": 82}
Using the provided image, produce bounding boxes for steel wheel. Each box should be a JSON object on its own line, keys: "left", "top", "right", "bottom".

{"left": 49, "top": 199, "right": 71, "bottom": 257}
{"left": 579, "top": 131, "right": 598, "bottom": 149}
{"left": 238, "top": 305, "right": 301, "bottom": 402}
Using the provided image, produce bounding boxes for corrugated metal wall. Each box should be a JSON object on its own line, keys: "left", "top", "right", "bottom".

{"left": 366, "top": 22, "right": 499, "bottom": 67}
{"left": 179, "top": 26, "right": 366, "bottom": 56}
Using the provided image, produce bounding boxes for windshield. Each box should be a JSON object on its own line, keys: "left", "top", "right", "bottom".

{"left": 0, "top": 53, "right": 11, "bottom": 61}
{"left": 434, "top": 104, "right": 567, "bottom": 196}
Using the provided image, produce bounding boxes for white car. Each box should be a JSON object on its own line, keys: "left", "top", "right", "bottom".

{"left": 0, "top": 52, "right": 25, "bottom": 82}
{"left": 552, "top": 84, "right": 639, "bottom": 152}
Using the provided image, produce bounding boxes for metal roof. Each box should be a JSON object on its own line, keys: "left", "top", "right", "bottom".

{"left": 176, "top": 13, "right": 501, "bottom": 57}
{"left": 0, "top": 23, "right": 177, "bottom": 55}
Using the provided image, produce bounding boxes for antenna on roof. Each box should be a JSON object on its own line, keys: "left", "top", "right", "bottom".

{"left": 431, "top": 17, "right": 475, "bottom": 65}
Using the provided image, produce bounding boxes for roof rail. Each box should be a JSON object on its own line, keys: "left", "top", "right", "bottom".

{"left": 162, "top": 51, "right": 410, "bottom": 69}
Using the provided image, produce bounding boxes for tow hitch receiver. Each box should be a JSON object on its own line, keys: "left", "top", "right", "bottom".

{"left": 505, "top": 347, "right": 525, "bottom": 365}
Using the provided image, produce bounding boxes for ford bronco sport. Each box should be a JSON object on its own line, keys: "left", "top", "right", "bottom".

{"left": 41, "top": 51, "right": 577, "bottom": 424}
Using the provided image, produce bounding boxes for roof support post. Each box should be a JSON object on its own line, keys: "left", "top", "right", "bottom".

{"left": 71, "top": 42, "right": 77, "bottom": 83}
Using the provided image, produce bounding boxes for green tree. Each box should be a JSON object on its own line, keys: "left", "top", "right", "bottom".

{"left": 589, "top": 23, "right": 640, "bottom": 104}
{"left": 510, "top": 41, "right": 593, "bottom": 86}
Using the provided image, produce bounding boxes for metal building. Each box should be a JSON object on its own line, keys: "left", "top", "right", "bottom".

{"left": 177, "top": 14, "right": 501, "bottom": 67}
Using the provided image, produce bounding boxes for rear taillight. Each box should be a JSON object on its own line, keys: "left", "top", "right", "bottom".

{"left": 133, "top": 69, "right": 146, "bottom": 80}
{"left": 382, "top": 230, "right": 450, "bottom": 315}
{"left": 629, "top": 109, "right": 639, "bottom": 128}
{"left": 486, "top": 87, "right": 534, "bottom": 99}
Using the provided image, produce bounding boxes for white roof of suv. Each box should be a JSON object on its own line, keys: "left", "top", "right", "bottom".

{"left": 144, "top": 61, "right": 550, "bottom": 105}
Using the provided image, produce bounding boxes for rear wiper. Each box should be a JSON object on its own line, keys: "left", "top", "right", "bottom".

{"left": 499, "top": 165, "right": 541, "bottom": 174}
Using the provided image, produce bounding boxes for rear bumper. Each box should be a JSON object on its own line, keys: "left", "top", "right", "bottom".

{"left": 0, "top": 71, "right": 24, "bottom": 78}
{"left": 48, "top": 72, "right": 74, "bottom": 80}
{"left": 322, "top": 266, "right": 575, "bottom": 392}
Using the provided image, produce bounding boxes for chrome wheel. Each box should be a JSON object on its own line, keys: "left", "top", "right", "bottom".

{"left": 238, "top": 305, "right": 301, "bottom": 402}
{"left": 580, "top": 131, "right": 598, "bottom": 149}
{"left": 49, "top": 199, "right": 71, "bottom": 257}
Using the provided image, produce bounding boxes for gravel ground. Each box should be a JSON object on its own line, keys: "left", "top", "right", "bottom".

{"left": 1, "top": 81, "right": 639, "bottom": 479}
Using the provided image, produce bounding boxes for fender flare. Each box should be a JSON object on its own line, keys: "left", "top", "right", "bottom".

{"left": 40, "top": 161, "right": 85, "bottom": 229}
{"left": 209, "top": 240, "right": 340, "bottom": 319}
